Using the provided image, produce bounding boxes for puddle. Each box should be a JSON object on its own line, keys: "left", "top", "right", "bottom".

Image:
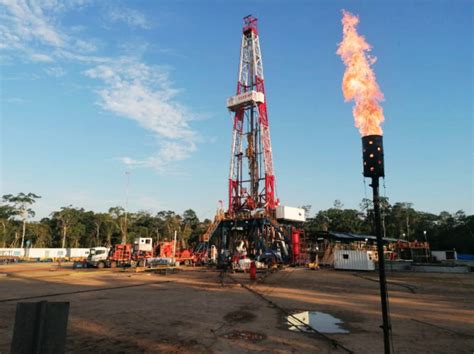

{"left": 287, "top": 311, "right": 349, "bottom": 334}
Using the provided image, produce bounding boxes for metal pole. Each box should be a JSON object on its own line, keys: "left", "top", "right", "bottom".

{"left": 123, "top": 171, "right": 130, "bottom": 244}
{"left": 173, "top": 230, "right": 177, "bottom": 261}
{"left": 371, "top": 176, "right": 391, "bottom": 354}
{"left": 423, "top": 230, "right": 429, "bottom": 262}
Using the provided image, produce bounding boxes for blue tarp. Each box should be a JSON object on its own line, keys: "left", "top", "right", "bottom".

{"left": 457, "top": 254, "right": 474, "bottom": 260}
{"left": 328, "top": 231, "right": 400, "bottom": 243}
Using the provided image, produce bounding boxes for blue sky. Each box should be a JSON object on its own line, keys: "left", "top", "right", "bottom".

{"left": 1, "top": 0, "right": 472, "bottom": 220}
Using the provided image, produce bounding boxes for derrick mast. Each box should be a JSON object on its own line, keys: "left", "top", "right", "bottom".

{"left": 227, "top": 15, "right": 277, "bottom": 215}
{"left": 206, "top": 15, "right": 306, "bottom": 267}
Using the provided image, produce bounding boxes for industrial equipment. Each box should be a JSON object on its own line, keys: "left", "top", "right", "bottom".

{"left": 208, "top": 16, "right": 305, "bottom": 268}
{"left": 86, "top": 237, "right": 201, "bottom": 268}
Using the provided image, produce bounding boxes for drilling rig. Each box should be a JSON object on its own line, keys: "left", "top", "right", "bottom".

{"left": 206, "top": 15, "right": 306, "bottom": 268}
{"left": 226, "top": 15, "right": 276, "bottom": 215}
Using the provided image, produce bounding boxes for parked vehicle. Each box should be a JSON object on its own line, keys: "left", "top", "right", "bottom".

{"left": 0, "top": 248, "right": 90, "bottom": 262}
{"left": 86, "top": 247, "right": 110, "bottom": 268}
{"left": 86, "top": 238, "right": 207, "bottom": 268}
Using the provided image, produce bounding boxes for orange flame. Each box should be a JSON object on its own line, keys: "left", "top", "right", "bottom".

{"left": 337, "top": 10, "right": 384, "bottom": 136}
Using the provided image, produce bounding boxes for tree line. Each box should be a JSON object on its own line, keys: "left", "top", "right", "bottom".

{"left": 303, "top": 199, "right": 474, "bottom": 253}
{"left": 1, "top": 193, "right": 473, "bottom": 253}
{"left": 0, "top": 193, "right": 210, "bottom": 249}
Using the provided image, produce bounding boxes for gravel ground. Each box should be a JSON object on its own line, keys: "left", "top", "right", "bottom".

{"left": 0, "top": 263, "right": 473, "bottom": 353}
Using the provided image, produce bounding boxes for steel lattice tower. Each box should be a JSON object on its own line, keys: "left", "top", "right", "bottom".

{"left": 227, "top": 15, "right": 277, "bottom": 215}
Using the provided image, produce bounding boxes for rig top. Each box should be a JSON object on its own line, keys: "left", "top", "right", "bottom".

{"left": 243, "top": 15, "right": 258, "bottom": 34}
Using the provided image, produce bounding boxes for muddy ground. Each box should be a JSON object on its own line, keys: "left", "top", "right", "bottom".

{"left": 0, "top": 263, "right": 473, "bottom": 353}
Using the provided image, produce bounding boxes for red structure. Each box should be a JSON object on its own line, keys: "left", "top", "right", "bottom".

{"left": 227, "top": 15, "right": 277, "bottom": 215}
{"left": 208, "top": 15, "right": 306, "bottom": 267}
{"left": 291, "top": 229, "right": 301, "bottom": 263}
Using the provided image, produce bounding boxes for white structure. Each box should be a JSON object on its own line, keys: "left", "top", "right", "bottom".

{"left": 431, "top": 250, "right": 457, "bottom": 261}
{"left": 334, "top": 250, "right": 375, "bottom": 271}
{"left": 67, "top": 248, "right": 90, "bottom": 258}
{"left": 134, "top": 238, "right": 153, "bottom": 252}
{"left": 0, "top": 248, "right": 24, "bottom": 257}
{"left": 275, "top": 206, "right": 306, "bottom": 222}
{"left": 26, "top": 248, "right": 67, "bottom": 259}
{"left": 0, "top": 248, "right": 89, "bottom": 260}
{"left": 227, "top": 91, "right": 265, "bottom": 110}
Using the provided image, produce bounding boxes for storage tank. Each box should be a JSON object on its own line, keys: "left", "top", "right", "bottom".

{"left": 291, "top": 230, "right": 300, "bottom": 263}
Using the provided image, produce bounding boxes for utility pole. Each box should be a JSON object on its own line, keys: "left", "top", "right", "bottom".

{"left": 406, "top": 205, "right": 410, "bottom": 241}
{"left": 173, "top": 230, "right": 177, "bottom": 261}
{"left": 423, "top": 230, "right": 429, "bottom": 262}
{"left": 123, "top": 171, "right": 130, "bottom": 244}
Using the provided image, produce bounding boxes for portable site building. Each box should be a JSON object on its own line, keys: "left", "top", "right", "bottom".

{"left": 334, "top": 250, "right": 376, "bottom": 271}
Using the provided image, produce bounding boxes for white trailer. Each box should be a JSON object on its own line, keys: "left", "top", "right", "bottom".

{"left": 23, "top": 248, "right": 90, "bottom": 260}
{"left": 0, "top": 248, "right": 95, "bottom": 261}
{"left": 334, "top": 250, "right": 375, "bottom": 271}
{"left": 25, "top": 248, "right": 67, "bottom": 259}
{"left": 0, "top": 248, "right": 24, "bottom": 258}
{"left": 67, "top": 248, "right": 90, "bottom": 259}
{"left": 275, "top": 206, "right": 306, "bottom": 222}
{"left": 431, "top": 250, "right": 457, "bottom": 261}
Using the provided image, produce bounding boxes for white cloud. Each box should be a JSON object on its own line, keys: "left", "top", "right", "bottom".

{"left": 120, "top": 141, "right": 197, "bottom": 171}
{"left": 0, "top": 0, "right": 97, "bottom": 61}
{"left": 1, "top": 0, "right": 199, "bottom": 171}
{"left": 44, "top": 66, "right": 65, "bottom": 77}
{"left": 85, "top": 62, "right": 193, "bottom": 140}
{"left": 85, "top": 59, "right": 198, "bottom": 171}
{"left": 74, "top": 38, "right": 97, "bottom": 52}
{"left": 107, "top": 6, "right": 150, "bottom": 29}
{"left": 0, "top": 0, "right": 65, "bottom": 48}
{"left": 30, "top": 53, "right": 53, "bottom": 62}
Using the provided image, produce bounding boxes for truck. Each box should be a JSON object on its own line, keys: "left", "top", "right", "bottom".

{"left": 86, "top": 238, "right": 153, "bottom": 268}
{"left": 86, "top": 246, "right": 111, "bottom": 268}
{"left": 86, "top": 237, "right": 203, "bottom": 268}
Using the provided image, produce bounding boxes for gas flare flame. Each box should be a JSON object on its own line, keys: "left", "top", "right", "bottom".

{"left": 337, "top": 10, "right": 384, "bottom": 136}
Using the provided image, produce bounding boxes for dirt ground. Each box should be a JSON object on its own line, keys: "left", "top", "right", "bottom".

{"left": 0, "top": 263, "right": 473, "bottom": 354}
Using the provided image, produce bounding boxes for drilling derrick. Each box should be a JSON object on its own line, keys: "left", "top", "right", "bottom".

{"left": 205, "top": 15, "right": 306, "bottom": 268}
{"left": 227, "top": 15, "right": 277, "bottom": 215}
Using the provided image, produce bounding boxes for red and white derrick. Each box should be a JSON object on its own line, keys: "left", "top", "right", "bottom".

{"left": 226, "top": 15, "right": 277, "bottom": 215}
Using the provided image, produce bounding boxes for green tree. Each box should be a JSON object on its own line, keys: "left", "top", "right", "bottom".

{"left": 102, "top": 213, "right": 118, "bottom": 247}
{"left": 387, "top": 202, "right": 416, "bottom": 239}
{"left": 92, "top": 213, "right": 108, "bottom": 246}
{"left": 26, "top": 222, "right": 52, "bottom": 247}
{"left": 109, "top": 206, "right": 127, "bottom": 244}
{"left": 130, "top": 211, "right": 161, "bottom": 242}
{"left": 2, "top": 192, "right": 41, "bottom": 248}
{"left": 156, "top": 210, "right": 181, "bottom": 240}
{"left": 0, "top": 204, "right": 16, "bottom": 247}
{"left": 51, "top": 206, "right": 80, "bottom": 248}
{"left": 299, "top": 205, "right": 312, "bottom": 220}
{"left": 360, "top": 197, "right": 391, "bottom": 236}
